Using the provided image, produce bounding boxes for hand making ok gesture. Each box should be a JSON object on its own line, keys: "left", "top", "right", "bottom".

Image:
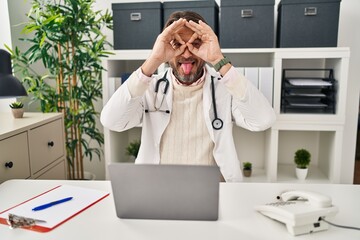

{"left": 141, "top": 18, "right": 187, "bottom": 76}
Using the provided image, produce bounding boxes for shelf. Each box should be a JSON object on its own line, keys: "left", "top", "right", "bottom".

{"left": 102, "top": 48, "right": 352, "bottom": 183}
{"left": 241, "top": 168, "right": 268, "bottom": 183}
{"left": 277, "top": 164, "right": 330, "bottom": 183}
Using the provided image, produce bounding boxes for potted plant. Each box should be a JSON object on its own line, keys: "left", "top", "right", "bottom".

{"left": 125, "top": 140, "right": 141, "bottom": 161}
{"left": 294, "top": 148, "right": 311, "bottom": 180}
{"left": 242, "top": 161, "right": 252, "bottom": 177}
{"left": 8, "top": 0, "right": 112, "bottom": 179}
{"left": 9, "top": 101, "right": 24, "bottom": 118}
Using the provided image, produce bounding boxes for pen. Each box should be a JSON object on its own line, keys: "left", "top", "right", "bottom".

{"left": 32, "top": 197, "right": 73, "bottom": 211}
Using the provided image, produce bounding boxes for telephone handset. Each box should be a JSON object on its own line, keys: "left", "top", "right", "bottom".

{"left": 255, "top": 190, "right": 338, "bottom": 236}
{"left": 280, "top": 190, "right": 332, "bottom": 208}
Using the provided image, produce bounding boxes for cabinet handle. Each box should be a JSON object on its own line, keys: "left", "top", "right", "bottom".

{"left": 5, "top": 161, "right": 13, "bottom": 168}
{"left": 48, "top": 141, "right": 55, "bottom": 147}
{"left": 130, "top": 12, "right": 141, "bottom": 21}
{"left": 304, "top": 7, "right": 317, "bottom": 16}
{"left": 241, "top": 9, "right": 253, "bottom": 18}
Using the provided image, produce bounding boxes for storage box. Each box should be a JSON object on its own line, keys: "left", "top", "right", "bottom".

{"left": 112, "top": 2, "right": 162, "bottom": 49}
{"left": 163, "top": 0, "right": 219, "bottom": 35}
{"left": 277, "top": 0, "right": 341, "bottom": 48}
{"left": 220, "top": 0, "right": 275, "bottom": 48}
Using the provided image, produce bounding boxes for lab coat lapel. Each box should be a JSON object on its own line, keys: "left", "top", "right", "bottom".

{"left": 203, "top": 68, "right": 215, "bottom": 141}
{"left": 164, "top": 70, "right": 173, "bottom": 114}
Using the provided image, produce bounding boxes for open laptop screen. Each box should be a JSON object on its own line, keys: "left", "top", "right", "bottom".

{"left": 108, "top": 163, "right": 221, "bottom": 221}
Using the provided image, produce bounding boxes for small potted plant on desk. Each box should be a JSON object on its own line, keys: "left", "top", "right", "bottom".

{"left": 242, "top": 161, "right": 252, "bottom": 177}
{"left": 125, "top": 140, "right": 141, "bottom": 162}
{"left": 294, "top": 148, "right": 311, "bottom": 180}
{"left": 9, "top": 101, "right": 24, "bottom": 118}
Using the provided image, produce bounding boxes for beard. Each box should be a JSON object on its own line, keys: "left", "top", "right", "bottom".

{"left": 170, "top": 57, "right": 205, "bottom": 85}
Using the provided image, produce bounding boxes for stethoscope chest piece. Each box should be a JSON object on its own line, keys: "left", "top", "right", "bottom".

{"left": 212, "top": 118, "right": 223, "bottom": 130}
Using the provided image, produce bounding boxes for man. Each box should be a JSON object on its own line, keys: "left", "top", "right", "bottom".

{"left": 101, "top": 11, "right": 276, "bottom": 182}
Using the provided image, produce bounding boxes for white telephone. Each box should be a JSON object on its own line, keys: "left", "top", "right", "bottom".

{"left": 255, "top": 190, "right": 339, "bottom": 236}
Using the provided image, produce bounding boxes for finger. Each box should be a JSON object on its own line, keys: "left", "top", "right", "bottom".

{"left": 186, "top": 20, "right": 203, "bottom": 32}
{"left": 187, "top": 32, "right": 199, "bottom": 44}
{"left": 174, "top": 44, "right": 186, "bottom": 56}
{"left": 187, "top": 20, "right": 213, "bottom": 36}
{"left": 198, "top": 20, "right": 213, "bottom": 32}
{"left": 177, "top": 44, "right": 186, "bottom": 55}
{"left": 163, "top": 18, "right": 186, "bottom": 37}
{"left": 169, "top": 18, "right": 187, "bottom": 32}
{"left": 185, "top": 21, "right": 199, "bottom": 31}
{"left": 173, "top": 33, "right": 185, "bottom": 45}
{"left": 186, "top": 22, "right": 203, "bottom": 37}
{"left": 186, "top": 42, "right": 198, "bottom": 55}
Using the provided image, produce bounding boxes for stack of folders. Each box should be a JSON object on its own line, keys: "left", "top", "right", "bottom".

{"left": 236, "top": 67, "right": 274, "bottom": 106}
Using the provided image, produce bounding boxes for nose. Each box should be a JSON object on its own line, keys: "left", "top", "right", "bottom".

{"left": 181, "top": 47, "right": 192, "bottom": 58}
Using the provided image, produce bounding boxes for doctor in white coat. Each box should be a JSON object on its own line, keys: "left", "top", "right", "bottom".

{"left": 101, "top": 11, "right": 276, "bottom": 182}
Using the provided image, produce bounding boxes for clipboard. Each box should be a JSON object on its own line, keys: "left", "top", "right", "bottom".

{"left": 0, "top": 185, "right": 109, "bottom": 232}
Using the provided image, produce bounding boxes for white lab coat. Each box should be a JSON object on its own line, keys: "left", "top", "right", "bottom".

{"left": 101, "top": 65, "right": 276, "bottom": 182}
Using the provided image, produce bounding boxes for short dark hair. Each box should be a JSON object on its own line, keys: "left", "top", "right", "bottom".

{"left": 164, "top": 11, "right": 207, "bottom": 29}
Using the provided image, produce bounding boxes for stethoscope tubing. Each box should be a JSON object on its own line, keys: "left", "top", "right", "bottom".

{"left": 146, "top": 71, "right": 223, "bottom": 130}
{"left": 210, "top": 76, "right": 223, "bottom": 130}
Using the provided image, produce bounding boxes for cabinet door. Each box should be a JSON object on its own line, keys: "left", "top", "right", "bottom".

{"left": 0, "top": 132, "right": 30, "bottom": 182}
{"left": 29, "top": 119, "right": 65, "bottom": 174}
{"left": 36, "top": 159, "right": 67, "bottom": 180}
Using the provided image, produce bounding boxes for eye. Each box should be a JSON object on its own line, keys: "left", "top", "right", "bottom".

{"left": 192, "top": 40, "right": 202, "bottom": 48}
{"left": 171, "top": 41, "right": 182, "bottom": 49}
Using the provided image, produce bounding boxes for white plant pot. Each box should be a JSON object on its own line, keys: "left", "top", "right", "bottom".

{"left": 296, "top": 167, "right": 308, "bottom": 180}
{"left": 11, "top": 108, "right": 24, "bottom": 118}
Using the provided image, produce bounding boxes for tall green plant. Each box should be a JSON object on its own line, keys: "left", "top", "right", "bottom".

{"left": 8, "top": 0, "right": 112, "bottom": 179}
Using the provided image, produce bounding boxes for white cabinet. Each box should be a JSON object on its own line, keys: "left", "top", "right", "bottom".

{"left": 0, "top": 112, "right": 67, "bottom": 183}
{"left": 102, "top": 48, "right": 352, "bottom": 183}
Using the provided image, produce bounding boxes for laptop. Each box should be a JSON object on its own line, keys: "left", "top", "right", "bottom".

{"left": 108, "top": 163, "right": 221, "bottom": 221}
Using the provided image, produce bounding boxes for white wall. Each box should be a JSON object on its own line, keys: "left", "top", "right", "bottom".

{"left": 337, "top": 0, "right": 360, "bottom": 182}
{"left": 6, "top": 0, "right": 360, "bottom": 181}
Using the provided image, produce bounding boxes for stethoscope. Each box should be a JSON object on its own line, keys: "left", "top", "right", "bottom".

{"left": 145, "top": 71, "right": 170, "bottom": 114}
{"left": 145, "top": 71, "right": 223, "bottom": 130}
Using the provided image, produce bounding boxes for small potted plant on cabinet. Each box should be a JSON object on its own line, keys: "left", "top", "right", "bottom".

{"left": 294, "top": 148, "right": 311, "bottom": 180}
{"left": 125, "top": 140, "right": 141, "bottom": 162}
{"left": 242, "top": 161, "right": 252, "bottom": 177}
{"left": 9, "top": 101, "right": 24, "bottom": 118}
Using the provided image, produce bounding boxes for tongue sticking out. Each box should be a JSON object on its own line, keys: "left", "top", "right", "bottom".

{"left": 181, "top": 63, "right": 193, "bottom": 75}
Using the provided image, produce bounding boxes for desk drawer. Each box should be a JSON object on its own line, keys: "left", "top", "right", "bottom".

{"left": 36, "top": 159, "right": 67, "bottom": 180}
{"left": 29, "top": 119, "right": 65, "bottom": 174}
{"left": 0, "top": 132, "right": 30, "bottom": 182}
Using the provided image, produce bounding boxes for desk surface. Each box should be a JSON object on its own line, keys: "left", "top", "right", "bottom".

{"left": 0, "top": 180, "right": 359, "bottom": 240}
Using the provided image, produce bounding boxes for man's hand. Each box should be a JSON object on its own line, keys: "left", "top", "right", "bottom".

{"left": 185, "top": 20, "right": 224, "bottom": 66}
{"left": 141, "top": 18, "right": 187, "bottom": 76}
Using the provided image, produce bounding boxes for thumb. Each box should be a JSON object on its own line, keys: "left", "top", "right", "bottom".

{"left": 186, "top": 42, "right": 198, "bottom": 55}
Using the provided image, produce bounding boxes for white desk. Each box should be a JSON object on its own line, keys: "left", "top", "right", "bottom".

{"left": 0, "top": 180, "right": 359, "bottom": 240}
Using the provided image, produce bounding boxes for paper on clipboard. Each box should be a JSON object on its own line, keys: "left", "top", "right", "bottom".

{"left": 0, "top": 185, "right": 109, "bottom": 232}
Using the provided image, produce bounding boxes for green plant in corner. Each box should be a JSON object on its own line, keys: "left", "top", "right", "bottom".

{"left": 126, "top": 140, "right": 141, "bottom": 159}
{"left": 294, "top": 149, "right": 311, "bottom": 169}
{"left": 7, "top": 0, "right": 113, "bottom": 179}
{"left": 242, "top": 161, "right": 252, "bottom": 177}
{"left": 9, "top": 101, "right": 24, "bottom": 109}
{"left": 243, "top": 161, "right": 252, "bottom": 170}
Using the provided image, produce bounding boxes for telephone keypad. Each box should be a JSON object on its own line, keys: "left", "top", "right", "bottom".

{"left": 266, "top": 201, "right": 296, "bottom": 207}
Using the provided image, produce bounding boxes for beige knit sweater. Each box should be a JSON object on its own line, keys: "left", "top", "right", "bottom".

{"left": 160, "top": 71, "right": 215, "bottom": 166}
